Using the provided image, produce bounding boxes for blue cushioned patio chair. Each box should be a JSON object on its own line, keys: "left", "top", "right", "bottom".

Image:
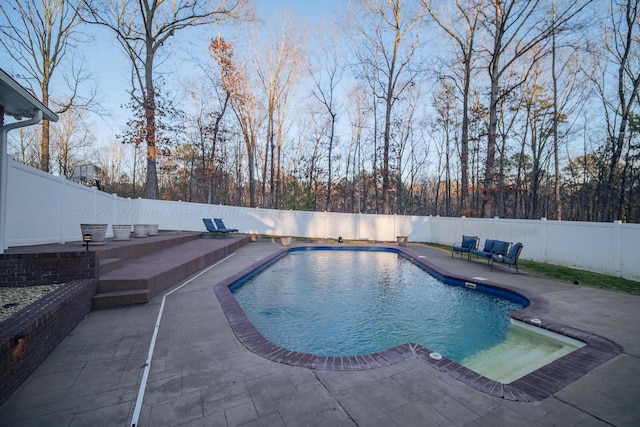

{"left": 452, "top": 235, "right": 479, "bottom": 260}
{"left": 213, "top": 218, "right": 238, "bottom": 233}
{"left": 470, "top": 239, "right": 496, "bottom": 260}
{"left": 470, "top": 239, "right": 511, "bottom": 266}
{"left": 491, "top": 242, "right": 524, "bottom": 273}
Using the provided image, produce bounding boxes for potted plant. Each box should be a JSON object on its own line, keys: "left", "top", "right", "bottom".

{"left": 112, "top": 225, "right": 131, "bottom": 241}
{"left": 280, "top": 236, "right": 293, "bottom": 246}
{"left": 80, "top": 224, "right": 108, "bottom": 245}
{"left": 133, "top": 224, "right": 148, "bottom": 237}
{"left": 396, "top": 235, "right": 408, "bottom": 247}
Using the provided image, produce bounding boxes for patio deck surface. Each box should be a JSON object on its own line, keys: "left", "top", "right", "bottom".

{"left": 0, "top": 238, "right": 638, "bottom": 426}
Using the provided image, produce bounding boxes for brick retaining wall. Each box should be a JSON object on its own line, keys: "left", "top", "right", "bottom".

{"left": 0, "top": 278, "right": 97, "bottom": 404}
{"left": 0, "top": 251, "right": 97, "bottom": 287}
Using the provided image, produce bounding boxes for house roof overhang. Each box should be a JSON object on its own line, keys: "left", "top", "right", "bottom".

{"left": 0, "top": 68, "right": 58, "bottom": 122}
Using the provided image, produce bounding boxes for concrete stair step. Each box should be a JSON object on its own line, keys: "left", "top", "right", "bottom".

{"left": 92, "top": 234, "right": 251, "bottom": 309}
{"left": 92, "top": 289, "right": 149, "bottom": 309}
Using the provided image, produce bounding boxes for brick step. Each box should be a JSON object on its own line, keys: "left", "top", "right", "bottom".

{"left": 97, "top": 277, "right": 145, "bottom": 294}
{"left": 92, "top": 289, "right": 149, "bottom": 309}
{"left": 97, "top": 232, "right": 202, "bottom": 261}
{"left": 92, "top": 234, "right": 251, "bottom": 309}
{"left": 100, "top": 257, "right": 122, "bottom": 275}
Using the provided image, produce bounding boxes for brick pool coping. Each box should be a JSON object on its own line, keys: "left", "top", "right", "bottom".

{"left": 213, "top": 244, "right": 622, "bottom": 402}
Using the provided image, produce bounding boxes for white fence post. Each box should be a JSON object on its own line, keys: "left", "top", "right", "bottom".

{"left": 393, "top": 214, "right": 397, "bottom": 239}
{"left": 541, "top": 217, "right": 547, "bottom": 263}
{"left": 614, "top": 220, "right": 622, "bottom": 277}
{"left": 58, "top": 175, "right": 65, "bottom": 244}
{"left": 113, "top": 193, "right": 118, "bottom": 224}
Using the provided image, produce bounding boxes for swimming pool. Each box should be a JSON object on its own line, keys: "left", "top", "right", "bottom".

{"left": 231, "top": 249, "right": 524, "bottom": 362}
{"left": 228, "top": 247, "right": 585, "bottom": 383}
{"left": 214, "top": 244, "right": 621, "bottom": 400}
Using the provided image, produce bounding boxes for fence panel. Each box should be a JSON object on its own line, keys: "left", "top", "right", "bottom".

{"left": 620, "top": 223, "right": 640, "bottom": 279}
{"left": 4, "top": 160, "right": 639, "bottom": 280}
{"left": 545, "top": 221, "right": 612, "bottom": 274}
{"left": 7, "top": 162, "right": 64, "bottom": 246}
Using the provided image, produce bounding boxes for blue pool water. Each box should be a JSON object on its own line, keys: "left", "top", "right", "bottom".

{"left": 231, "top": 249, "right": 525, "bottom": 362}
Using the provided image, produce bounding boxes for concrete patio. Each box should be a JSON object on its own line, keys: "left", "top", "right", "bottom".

{"left": 0, "top": 240, "right": 638, "bottom": 426}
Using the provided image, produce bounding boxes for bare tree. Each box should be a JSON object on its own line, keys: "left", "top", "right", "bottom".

{"left": 432, "top": 79, "right": 460, "bottom": 216}
{"left": 251, "top": 10, "right": 305, "bottom": 208}
{"left": 310, "top": 21, "right": 343, "bottom": 211}
{"left": 81, "top": 0, "right": 249, "bottom": 199}
{"left": 345, "top": 84, "right": 372, "bottom": 213}
{"left": 348, "top": 0, "right": 425, "bottom": 214}
{"left": 425, "top": 0, "right": 484, "bottom": 216}
{"left": 599, "top": 0, "right": 640, "bottom": 221}
{"left": 51, "top": 107, "right": 95, "bottom": 177}
{"left": 392, "top": 82, "right": 422, "bottom": 214}
{"left": 94, "top": 139, "right": 129, "bottom": 193}
{"left": 212, "top": 36, "right": 263, "bottom": 207}
{"left": 0, "top": 0, "right": 94, "bottom": 172}
{"left": 479, "top": 0, "right": 591, "bottom": 217}
{"left": 7, "top": 126, "right": 40, "bottom": 167}
{"left": 182, "top": 55, "right": 232, "bottom": 205}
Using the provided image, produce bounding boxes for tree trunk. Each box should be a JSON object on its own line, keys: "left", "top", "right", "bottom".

{"left": 40, "top": 80, "right": 50, "bottom": 172}
{"left": 143, "top": 37, "right": 158, "bottom": 199}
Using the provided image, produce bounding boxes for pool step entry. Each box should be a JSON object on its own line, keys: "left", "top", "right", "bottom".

{"left": 92, "top": 232, "right": 251, "bottom": 309}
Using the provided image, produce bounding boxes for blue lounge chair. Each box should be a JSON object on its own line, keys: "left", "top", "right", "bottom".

{"left": 491, "top": 242, "right": 524, "bottom": 273}
{"left": 203, "top": 218, "right": 220, "bottom": 232}
{"left": 213, "top": 218, "right": 238, "bottom": 233}
{"left": 452, "top": 235, "right": 479, "bottom": 259}
{"left": 203, "top": 218, "right": 236, "bottom": 234}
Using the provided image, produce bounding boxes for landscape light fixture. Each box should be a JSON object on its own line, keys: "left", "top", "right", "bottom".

{"left": 83, "top": 233, "right": 92, "bottom": 251}
{"left": 14, "top": 331, "right": 26, "bottom": 344}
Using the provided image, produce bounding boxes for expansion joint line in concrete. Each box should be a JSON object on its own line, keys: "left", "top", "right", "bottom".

{"left": 129, "top": 253, "right": 236, "bottom": 427}
{"left": 312, "top": 370, "right": 359, "bottom": 426}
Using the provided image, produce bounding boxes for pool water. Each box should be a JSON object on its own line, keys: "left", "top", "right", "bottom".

{"left": 231, "top": 249, "right": 526, "bottom": 362}
{"left": 462, "top": 320, "right": 584, "bottom": 383}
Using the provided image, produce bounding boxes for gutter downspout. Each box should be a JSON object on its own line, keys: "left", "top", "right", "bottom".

{"left": 0, "top": 110, "right": 43, "bottom": 253}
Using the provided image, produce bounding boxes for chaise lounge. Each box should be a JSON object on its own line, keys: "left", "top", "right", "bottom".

{"left": 203, "top": 218, "right": 237, "bottom": 234}
{"left": 491, "top": 242, "right": 524, "bottom": 273}
{"left": 213, "top": 218, "right": 238, "bottom": 233}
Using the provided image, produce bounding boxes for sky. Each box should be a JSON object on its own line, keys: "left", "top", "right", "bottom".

{"left": 0, "top": 0, "right": 345, "bottom": 149}
{"left": 81, "top": 0, "right": 345, "bottom": 148}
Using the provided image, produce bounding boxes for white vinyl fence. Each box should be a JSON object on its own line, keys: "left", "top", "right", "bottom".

{"left": 4, "top": 159, "right": 639, "bottom": 280}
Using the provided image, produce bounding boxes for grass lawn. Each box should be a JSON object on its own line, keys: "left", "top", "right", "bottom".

{"left": 517, "top": 259, "right": 640, "bottom": 295}
{"left": 428, "top": 243, "right": 640, "bottom": 296}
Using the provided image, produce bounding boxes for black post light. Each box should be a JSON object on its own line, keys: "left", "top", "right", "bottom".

{"left": 83, "top": 233, "right": 92, "bottom": 251}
